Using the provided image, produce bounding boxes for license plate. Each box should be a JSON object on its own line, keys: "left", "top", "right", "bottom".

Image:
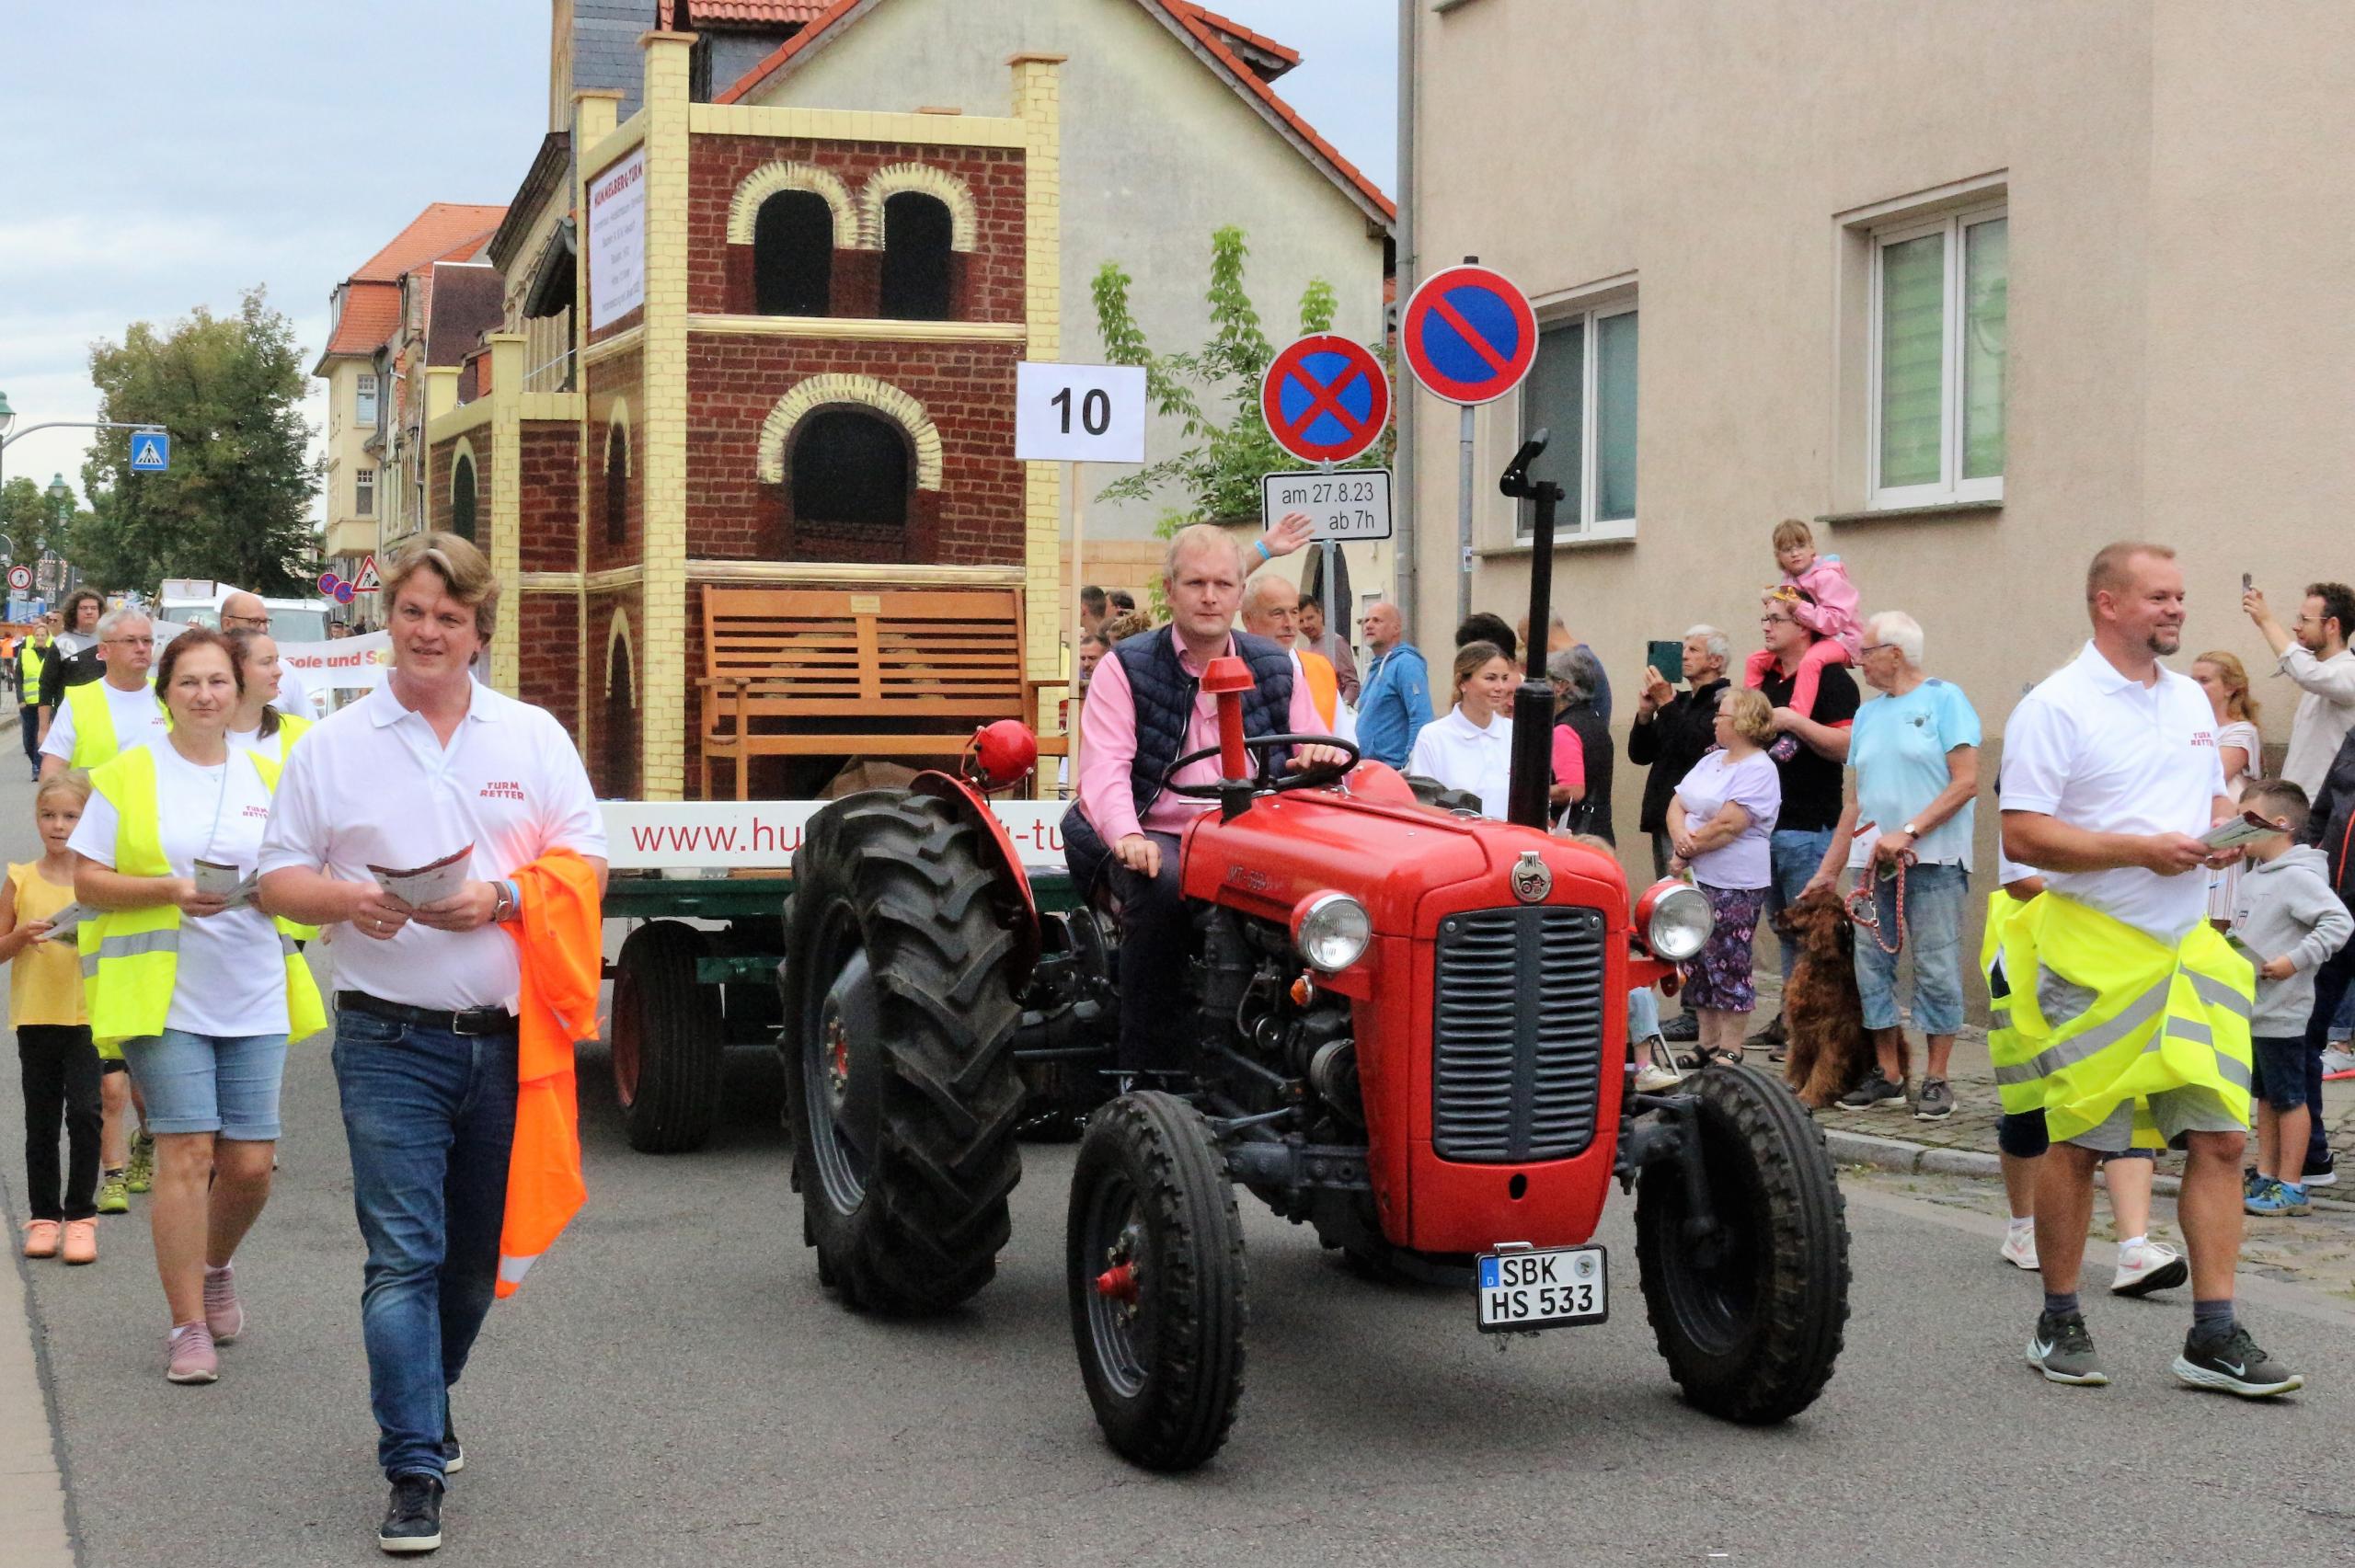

{"left": 1476, "top": 1245, "right": 1607, "bottom": 1333}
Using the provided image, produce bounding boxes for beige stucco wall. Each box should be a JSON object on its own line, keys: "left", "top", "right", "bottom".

{"left": 319, "top": 357, "right": 379, "bottom": 565}
{"left": 742, "top": 0, "right": 1392, "bottom": 588}
{"left": 1407, "top": 0, "right": 2353, "bottom": 868}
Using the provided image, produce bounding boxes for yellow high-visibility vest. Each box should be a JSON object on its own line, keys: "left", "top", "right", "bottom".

{"left": 1983, "top": 890, "right": 2253, "bottom": 1146}
{"left": 21, "top": 641, "right": 46, "bottom": 694}
{"left": 77, "top": 746, "right": 326, "bottom": 1048}
{"left": 63, "top": 678, "right": 165, "bottom": 772}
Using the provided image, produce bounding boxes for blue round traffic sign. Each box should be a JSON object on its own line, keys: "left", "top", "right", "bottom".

{"left": 1400, "top": 264, "right": 1538, "bottom": 406}
{"left": 1259, "top": 334, "right": 1391, "bottom": 465}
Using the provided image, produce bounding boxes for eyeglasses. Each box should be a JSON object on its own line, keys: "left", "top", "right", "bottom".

{"left": 1859, "top": 641, "right": 1899, "bottom": 656}
{"left": 222, "top": 614, "right": 270, "bottom": 630}
{"left": 102, "top": 636, "right": 155, "bottom": 648}
{"left": 1760, "top": 615, "right": 1796, "bottom": 626}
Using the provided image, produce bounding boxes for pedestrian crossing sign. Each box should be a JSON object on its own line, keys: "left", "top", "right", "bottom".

{"left": 352, "top": 554, "right": 381, "bottom": 593}
{"left": 129, "top": 431, "right": 170, "bottom": 472}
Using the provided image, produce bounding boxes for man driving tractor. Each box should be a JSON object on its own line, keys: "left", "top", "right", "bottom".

{"left": 1063, "top": 517, "right": 1350, "bottom": 1071}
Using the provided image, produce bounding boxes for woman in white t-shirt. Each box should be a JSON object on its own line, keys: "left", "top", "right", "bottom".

{"left": 71, "top": 627, "right": 326, "bottom": 1385}
{"left": 2192, "top": 650, "right": 2262, "bottom": 928}
{"left": 1406, "top": 640, "right": 1583, "bottom": 819}
{"left": 224, "top": 630, "right": 313, "bottom": 761}
{"left": 1665, "top": 685, "right": 1783, "bottom": 1066}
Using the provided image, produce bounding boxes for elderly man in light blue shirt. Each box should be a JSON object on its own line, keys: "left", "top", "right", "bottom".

{"left": 1355, "top": 600, "right": 1431, "bottom": 768}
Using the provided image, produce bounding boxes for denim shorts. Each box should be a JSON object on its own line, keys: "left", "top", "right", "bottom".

{"left": 1852, "top": 860, "right": 1968, "bottom": 1036}
{"left": 2249, "top": 1035, "right": 2312, "bottom": 1114}
{"left": 121, "top": 1028, "right": 291, "bottom": 1140}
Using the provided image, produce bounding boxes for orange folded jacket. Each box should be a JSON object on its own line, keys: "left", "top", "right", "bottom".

{"left": 495, "top": 848, "right": 603, "bottom": 1298}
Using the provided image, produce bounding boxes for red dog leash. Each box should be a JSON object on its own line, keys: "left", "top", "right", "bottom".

{"left": 1845, "top": 853, "right": 1912, "bottom": 956}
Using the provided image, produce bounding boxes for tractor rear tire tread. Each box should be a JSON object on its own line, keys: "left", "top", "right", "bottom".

{"left": 612, "top": 921, "right": 724, "bottom": 1154}
{"left": 1635, "top": 1061, "right": 1849, "bottom": 1425}
{"left": 1068, "top": 1092, "right": 1247, "bottom": 1472}
{"left": 782, "top": 792, "right": 1027, "bottom": 1315}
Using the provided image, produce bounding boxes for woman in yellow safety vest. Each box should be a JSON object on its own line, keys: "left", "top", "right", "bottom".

{"left": 224, "top": 629, "right": 313, "bottom": 761}
{"left": 68, "top": 626, "right": 325, "bottom": 1385}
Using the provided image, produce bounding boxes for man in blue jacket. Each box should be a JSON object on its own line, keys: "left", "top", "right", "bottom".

{"left": 1356, "top": 600, "right": 1431, "bottom": 768}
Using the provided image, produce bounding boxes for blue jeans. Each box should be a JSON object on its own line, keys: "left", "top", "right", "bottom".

{"left": 1850, "top": 861, "right": 1968, "bottom": 1036}
{"left": 332, "top": 1007, "right": 517, "bottom": 1483}
{"left": 1763, "top": 828, "right": 1838, "bottom": 985}
{"left": 1627, "top": 985, "right": 1662, "bottom": 1043}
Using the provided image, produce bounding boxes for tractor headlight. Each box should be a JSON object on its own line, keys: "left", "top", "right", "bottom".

{"left": 1637, "top": 879, "right": 1713, "bottom": 961}
{"left": 1292, "top": 891, "right": 1372, "bottom": 972}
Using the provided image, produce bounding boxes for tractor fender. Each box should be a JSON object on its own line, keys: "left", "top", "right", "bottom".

{"left": 910, "top": 771, "right": 1042, "bottom": 990}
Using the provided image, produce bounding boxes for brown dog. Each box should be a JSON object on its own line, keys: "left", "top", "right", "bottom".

{"left": 1773, "top": 885, "right": 1904, "bottom": 1107}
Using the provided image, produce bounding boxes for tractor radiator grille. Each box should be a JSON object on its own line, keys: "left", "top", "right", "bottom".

{"left": 1431, "top": 906, "right": 1608, "bottom": 1163}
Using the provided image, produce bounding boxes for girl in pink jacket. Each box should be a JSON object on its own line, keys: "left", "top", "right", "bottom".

{"left": 1743, "top": 518, "right": 1862, "bottom": 721}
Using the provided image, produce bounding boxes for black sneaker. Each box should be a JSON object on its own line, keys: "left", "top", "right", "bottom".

{"left": 1837, "top": 1070, "right": 1907, "bottom": 1110}
{"left": 443, "top": 1415, "right": 464, "bottom": 1476}
{"left": 2305, "top": 1150, "right": 2338, "bottom": 1189}
{"left": 1913, "top": 1076, "right": 1956, "bottom": 1121}
{"left": 1746, "top": 1013, "right": 1787, "bottom": 1047}
{"left": 2174, "top": 1323, "right": 2303, "bottom": 1398}
{"left": 379, "top": 1474, "right": 443, "bottom": 1554}
{"left": 1660, "top": 1013, "right": 1701, "bottom": 1044}
{"left": 2026, "top": 1310, "right": 2108, "bottom": 1385}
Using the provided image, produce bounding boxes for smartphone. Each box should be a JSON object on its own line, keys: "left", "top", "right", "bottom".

{"left": 1646, "top": 639, "right": 1683, "bottom": 683}
{"left": 2243, "top": 572, "right": 2254, "bottom": 595}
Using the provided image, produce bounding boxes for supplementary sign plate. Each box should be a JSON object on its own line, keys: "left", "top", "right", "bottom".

{"left": 1401, "top": 265, "right": 1538, "bottom": 406}
{"left": 1258, "top": 467, "right": 1392, "bottom": 542}
{"left": 1016, "top": 362, "right": 1147, "bottom": 464}
{"left": 1475, "top": 1244, "right": 1608, "bottom": 1333}
{"left": 1259, "top": 334, "right": 1390, "bottom": 465}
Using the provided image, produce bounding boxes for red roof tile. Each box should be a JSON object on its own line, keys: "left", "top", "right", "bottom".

{"left": 321, "top": 281, "right": 401, "bottom": 360}
{"left": 660, "top": 0, "right": 831, "bottom": 25}
{"left": 350, "top": 203, "right": 510, "bottom": 284}
{"left": 713, "top": 0, "right": 1392, "bottom": 223}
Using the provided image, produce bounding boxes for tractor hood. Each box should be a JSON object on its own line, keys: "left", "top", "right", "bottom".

{"left": 1176, "top": 790, "right": 1626, "bottom": 937}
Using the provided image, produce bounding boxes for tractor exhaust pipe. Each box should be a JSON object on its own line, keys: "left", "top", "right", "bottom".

{"left": 1499, "top": 431, "right": 1565, "bottom": 831}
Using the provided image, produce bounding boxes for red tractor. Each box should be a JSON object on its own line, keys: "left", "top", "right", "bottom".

{"left": 777, "top": 436, "right": 1848, "bottom": 1471}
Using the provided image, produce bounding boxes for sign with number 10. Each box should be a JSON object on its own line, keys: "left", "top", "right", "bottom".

{"left": 1015, "top": 362, "right": 1148, "bottom": 464}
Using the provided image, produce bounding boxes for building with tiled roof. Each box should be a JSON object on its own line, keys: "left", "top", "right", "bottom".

{"left": 314, "top": 203, "right": 510, "bottom": 609}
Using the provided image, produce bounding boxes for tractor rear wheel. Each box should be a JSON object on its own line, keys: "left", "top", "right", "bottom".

{"left": 610, "top": 921, "right": 723, "bottom": 1153}
{"left": 1634, "top": 1062, "right": 1849, "bottom": 1424}
{"left": 780, "top": 791, "right": 1027, "bottom": 1313}
{"left": 1067, "top": 1092, "right": 1247, "bottom": 1471}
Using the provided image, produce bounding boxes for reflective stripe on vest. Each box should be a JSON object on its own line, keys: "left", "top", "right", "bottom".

{"left": 1982, "top": 891, "right": 2254, "bottom": 1145}
{"left": 78, "top": 746, "right": 327, "bottom": 1047}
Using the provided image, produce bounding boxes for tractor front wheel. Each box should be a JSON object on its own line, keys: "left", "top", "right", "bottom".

{"left": 1067, "top": 1092, "right": 1247, "bottom": 1471}
{"left": 1634, "top": 1062, "right": 1849, "bottom": 1424}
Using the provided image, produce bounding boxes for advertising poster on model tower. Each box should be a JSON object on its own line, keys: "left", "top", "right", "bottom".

{"left": 588, "top": 146, "right": 647, "bottom": 330}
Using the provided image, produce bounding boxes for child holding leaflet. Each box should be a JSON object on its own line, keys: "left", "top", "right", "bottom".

{"left": 4, "top": 773, "right": 101, "bottom": 1264}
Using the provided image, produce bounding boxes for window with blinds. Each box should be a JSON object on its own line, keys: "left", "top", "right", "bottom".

{"left": 1870, "top": 204, "right": 2005, "bottom": 507}
{"left": 1517, "top": 299, "right": 1638, "bottom": 541}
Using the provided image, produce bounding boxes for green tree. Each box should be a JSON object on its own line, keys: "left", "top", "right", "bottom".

{"left": 1090, "top": 226, "right": 1381, "bottom": 535}
{"left": 0, "top": 475, "right": 84, "bottom": 565}
{"left": 76, "top": 287, "right": 321, "bottom": 594}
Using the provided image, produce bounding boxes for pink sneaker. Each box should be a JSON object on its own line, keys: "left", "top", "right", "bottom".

{"left": 60, "top": 1219, "right": 96, "bottom": 1265}
{"left": 203, "top": 1263, "right": 244, "bottom": 1344}
{"left": 21, "top": 1220, "right": 61, "bottom": 1259}
{"left": 167, "top": 1322, "right": 218, "bottom": 1384}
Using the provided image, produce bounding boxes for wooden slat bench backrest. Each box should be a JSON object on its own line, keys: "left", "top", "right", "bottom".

{"left": 700, "top": 586, "right": 1032, "bottom": 721}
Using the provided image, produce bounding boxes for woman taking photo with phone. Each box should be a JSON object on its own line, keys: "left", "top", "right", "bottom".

{"left": 70, "top": 627, "right": 326, "bottom": 1384}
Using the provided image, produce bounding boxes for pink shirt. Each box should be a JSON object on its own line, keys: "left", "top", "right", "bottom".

{"left": 1078, "top": 628, "right": 1327, "bottom": 842}
{"left": 1786, "top": 556, "right": 1864, "bottom": 658}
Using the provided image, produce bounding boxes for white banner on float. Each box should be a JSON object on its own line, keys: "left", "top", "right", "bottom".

{"left": 602, "top": 799, "right": 1070, "bottom": 872}
{"left": 587, "top": 146, "right": 648, "bottom": 331}
{"left": 275, "top": 631, "right": 393, "bottom": 692}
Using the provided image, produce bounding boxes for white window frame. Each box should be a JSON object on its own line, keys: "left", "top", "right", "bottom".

{"left": 1514, "top": 297, "right": 1638, "bottom": 544}
{"left": 1867, "top": 200, "right": 2005, "bottom": 509}
{"left": 355, "top": 467, "right": 375, "bottom": 517}
{"left": 355, "top": 372, "right": 379, "bottom": 426}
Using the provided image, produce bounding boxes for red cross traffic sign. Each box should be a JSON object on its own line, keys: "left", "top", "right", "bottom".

{"left": 1400, "top": 264, "right": 1539, "bottom": 406}
{"left": 1259, "top": 334, "right": 1391, "bottom": 466}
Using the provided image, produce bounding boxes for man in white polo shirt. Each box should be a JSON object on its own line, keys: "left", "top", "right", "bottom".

{"left": 1997, "top": 541, "right": 2296, "bottom": 1398}
{"left": 39, "top": 606, "right": 167, "bottom": 778}
{"left": 258, "top": 532, "right": 605, "bottom": 1554}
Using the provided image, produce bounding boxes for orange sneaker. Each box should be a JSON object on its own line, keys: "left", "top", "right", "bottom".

{"left": 61, "top": 1219, "right": 97, "bottom": 1265}
{"left": 21, "top": 1220, "right": 60, "bottom": 1259}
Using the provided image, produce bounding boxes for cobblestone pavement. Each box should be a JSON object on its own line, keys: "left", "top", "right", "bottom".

{"left": 1737, "top": 977, "right": 2355, "bottom": 1301}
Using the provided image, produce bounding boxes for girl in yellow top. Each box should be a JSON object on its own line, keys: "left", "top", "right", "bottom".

{"left": 224, "top": 629, "right": 313, "bottom": 761}
{"left": 2, "top": 773, "right": 101, "bottom": 1265}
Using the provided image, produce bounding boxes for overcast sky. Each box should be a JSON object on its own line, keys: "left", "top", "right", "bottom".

{"left": 0, "top": 1, "right": 1395, "bottom": 530}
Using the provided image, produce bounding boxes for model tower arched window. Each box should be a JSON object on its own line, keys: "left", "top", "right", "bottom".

{"left": 754, "top": 190, "right": 833, "bottom": 316}
{"left": 451, "top": 452, "right": 477, "bottom": 542}
{"left": 878, "top": 192, "right": 953, "bottom": 320}
{"left": 790, "top": 409, "right": 909, "bottom": 527}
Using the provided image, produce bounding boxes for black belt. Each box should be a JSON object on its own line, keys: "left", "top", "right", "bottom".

{"left": 337, "top": 990, "right": 516, "bottom": 1037}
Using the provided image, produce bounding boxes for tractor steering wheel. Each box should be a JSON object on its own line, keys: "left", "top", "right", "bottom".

{"left": 1163, "top": 733, "right": 1361, "bottom": 799}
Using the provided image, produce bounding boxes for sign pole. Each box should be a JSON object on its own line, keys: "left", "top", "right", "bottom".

{"left": 1068, "top": 458, "right": 1084, "bottom": 793}
{"left": 1455, "top": 403, "right": 1475, "bottom": 622}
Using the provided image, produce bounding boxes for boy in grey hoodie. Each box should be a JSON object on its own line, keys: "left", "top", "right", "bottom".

{"left": 2232, "top": 780, "right": 2355, "bottom": 1214}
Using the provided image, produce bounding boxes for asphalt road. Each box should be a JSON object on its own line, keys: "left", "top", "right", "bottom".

{"left": 6, "top": 767, "right": 2355, "bottom": 1566}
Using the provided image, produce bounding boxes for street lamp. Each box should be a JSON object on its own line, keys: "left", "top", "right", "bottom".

{"left": 0, "top": 391, "right": 16, "bottom": 439}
